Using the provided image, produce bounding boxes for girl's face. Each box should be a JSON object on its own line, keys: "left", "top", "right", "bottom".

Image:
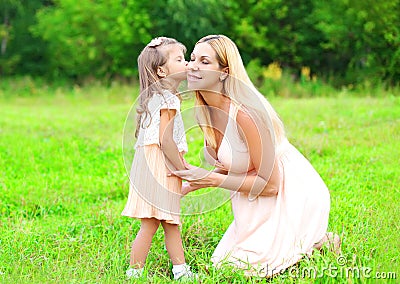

{"left": 187, "top": 42, "right": 226, "bottom": 93}
{"left": 162, "top": 44, "right": 187, "bottom": 83}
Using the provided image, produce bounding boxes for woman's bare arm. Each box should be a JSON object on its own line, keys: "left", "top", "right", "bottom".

{"left": 175, "top": 110, "right": 279, "bottom": 198}
{"left": 220, "top": 109, "right": 278, "bottom": 198}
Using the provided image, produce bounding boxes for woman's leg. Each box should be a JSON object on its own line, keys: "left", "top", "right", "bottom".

{"left": 130, "top": 218, "right": 161, "bottom": 267}
{"left": 161, "top": 221, "right": 185, "bottom": 264}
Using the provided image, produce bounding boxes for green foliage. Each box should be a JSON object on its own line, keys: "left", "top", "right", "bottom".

{"left": 0, "top": 0, "right": 50, "bottom": 75}
{"left": 232, "top": 0, "right": 323, "bottom": 68}
{"left": 1, "top": 0, "right": 400, "bottom": 86}
{"left": 312, "top": 0, "right": 400, "bottom": 85}
{"left": 31, "top": 0, "right": 153, "bottom": 78}
{"left": 246, "top": 59, "right": 339, "bottom": 97}
{"left": 147, "top": 0, "right": 236, "bottom": 50}
{"left": 30, "top": 0, "right": 237, "bottom": 79}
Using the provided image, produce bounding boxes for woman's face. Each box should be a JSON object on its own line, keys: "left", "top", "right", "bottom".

{"left": 187, "top": 42, "right": 225, "bottom": 93}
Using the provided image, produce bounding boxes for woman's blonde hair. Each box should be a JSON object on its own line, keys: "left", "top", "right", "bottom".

{"left": 135, "top": 37, "right": 186, "bottom": 138}
{"left": 194, "top": 34, "right": 285, "bottom": 149}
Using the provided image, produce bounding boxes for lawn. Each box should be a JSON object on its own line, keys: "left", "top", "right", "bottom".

{"left": 0, "top": 81, "right": 399, "bottom": 283}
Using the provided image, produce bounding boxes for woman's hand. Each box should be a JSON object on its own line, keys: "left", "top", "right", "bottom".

{"left": 173, "top": 166, "right": 220, "bottom": 187}
{"left": 173, "top": 166, "right": 211, "bottom": 181}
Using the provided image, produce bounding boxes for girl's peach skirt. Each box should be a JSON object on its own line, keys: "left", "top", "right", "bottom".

{"left": 121, "top": 145, "right": 182, "bottom": 225}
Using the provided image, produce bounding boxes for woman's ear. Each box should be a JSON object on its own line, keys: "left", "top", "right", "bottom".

{"left": 157, "top": 66, "right": 167, "bottom": 78}
{"left": 220, "top": 67, "right": 229, "bottom": 81}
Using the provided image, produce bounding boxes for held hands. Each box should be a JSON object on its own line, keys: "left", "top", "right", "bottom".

{"left": 173, "top": 164, "right": 213, "bottom": 182}
{"left": 169, "top": 154, "right": 227, "bottom": 196}
{"left": 172, "top": 164, "right": 214, "bottom": 196}
{"left": 173, "top": 164, "right": 219, "bottom": 188}
{"left": 182, "top": 181, "right": 199, "bottom": 195}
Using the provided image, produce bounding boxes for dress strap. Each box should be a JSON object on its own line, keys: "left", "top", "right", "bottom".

{"left": 229, "top": 102, "right": 247, "bottom": 143}
{"left": 231, "top": 102, "right": 242, "bottom": 120}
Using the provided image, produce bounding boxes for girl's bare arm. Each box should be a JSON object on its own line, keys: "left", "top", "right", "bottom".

{"left": 159, "top": 108, "right": 186, "bottom": 171}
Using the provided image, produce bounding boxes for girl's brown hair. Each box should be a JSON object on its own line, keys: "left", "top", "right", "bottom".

{"left": 135, "top": 37, "right": 186, "bottom": 138}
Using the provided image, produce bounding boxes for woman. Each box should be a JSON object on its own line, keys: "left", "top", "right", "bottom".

{"left": 173, "top": 35, "right": 340, "bottom": 277}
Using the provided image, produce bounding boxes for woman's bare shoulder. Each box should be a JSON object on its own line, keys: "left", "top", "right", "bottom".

{"left": 236, "top": 108, "right": 257, "bottom": 130}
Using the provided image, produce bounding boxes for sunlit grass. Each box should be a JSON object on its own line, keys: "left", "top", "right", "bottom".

{"left": 0, "top": 80, "right": 399, "bottom": 283}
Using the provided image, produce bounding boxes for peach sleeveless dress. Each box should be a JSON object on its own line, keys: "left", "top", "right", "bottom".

{"left": 121, "top": 91, "right": 188, "bottom": 225}
{"left": 211, "top": 103, "right": 330, "bottom": 277}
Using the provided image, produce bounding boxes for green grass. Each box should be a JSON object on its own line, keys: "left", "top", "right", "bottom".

{"left": 0, "top": 81, "right": 399, "bottom": 283}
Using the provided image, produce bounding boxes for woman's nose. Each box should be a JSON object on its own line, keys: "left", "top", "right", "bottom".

{"left": 186, "top": 60, "right": 198, "bottom": 70}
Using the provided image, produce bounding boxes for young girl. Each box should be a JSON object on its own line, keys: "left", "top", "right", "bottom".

{"left": 121, "top": 37, "right": 195, "bottom": 280}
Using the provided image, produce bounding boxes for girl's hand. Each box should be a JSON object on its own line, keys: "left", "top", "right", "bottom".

{"left": 180, "top": 153, "right": 191, "bottom": 169}
{"left": 182, "top": 159, "right": 190, "bottom": 169}
{"left": 182, "top": 181, "right": 200, "bottom": 195}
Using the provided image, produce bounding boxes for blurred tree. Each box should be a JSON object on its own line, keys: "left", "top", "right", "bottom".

{"left": 231, "top": 0, "right": 324, "bottom": 70}
{"left": 31, "top": 0, "right": 239, "bottom": 79}
{"left": 0, "top": 0, "right": 51, "bottom": 75}
{"left": 144, "top": 0, "right": 237, "bottom": 54}
{"left": 0, "top": 0, "right": 22, "bottom": 75}
{"left": 312, "top": 0, "right": 400, "bottom": 84}
{"left": 32, "top": 0, "right": 152, "bottom": 79}
{"left": 3, "top": 0, "right": 398, "bottom": 85}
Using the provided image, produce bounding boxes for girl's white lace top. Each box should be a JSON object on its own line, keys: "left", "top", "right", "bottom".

{"left": 135, "top": 90, "right": 188, "bottom": 153}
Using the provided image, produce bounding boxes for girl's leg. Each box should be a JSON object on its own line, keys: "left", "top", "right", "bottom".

{"left": 161, "top": 221, "right": 196, "bottom": 280}
{"left": 130, "top": 218, "right": 161, "bottom": 268}
{"left": 161, "top": 221, "right": 185, "bottom": 264}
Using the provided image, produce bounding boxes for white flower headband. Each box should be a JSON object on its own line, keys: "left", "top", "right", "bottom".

{"left": 147, "top": 37, "right": 167, "bottom": 48}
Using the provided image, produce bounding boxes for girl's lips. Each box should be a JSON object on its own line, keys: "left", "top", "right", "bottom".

{"left": 187, "top": 73, "right": 202, "bottom": 81}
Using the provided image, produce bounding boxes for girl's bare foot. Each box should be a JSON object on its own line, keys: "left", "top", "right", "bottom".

{"left": 313, "top": 232, "right": 341, "bottom": 254}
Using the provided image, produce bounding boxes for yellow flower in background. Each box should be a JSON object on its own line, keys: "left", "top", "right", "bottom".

{"left": 263, "top": 62, "right": 282, "bottom": 80}
{"left": 301, "top": 66, "right": 311, "bottom": 81}
{"left": 312, "top": 74, "right": 317, "bottom": 82}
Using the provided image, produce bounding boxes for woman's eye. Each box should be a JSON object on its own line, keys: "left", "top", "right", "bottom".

{"left": 202, "top": 61, "right": 209, "bottom": 64}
